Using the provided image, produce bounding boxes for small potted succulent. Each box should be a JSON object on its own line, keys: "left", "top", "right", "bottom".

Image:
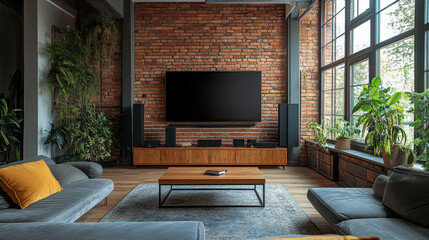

{"left": 331, "top": 118, "right": 360, "bottom": 150}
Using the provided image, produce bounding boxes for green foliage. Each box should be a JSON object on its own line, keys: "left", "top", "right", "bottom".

{"left": 0, "top": 99, "right": 22, "bottom": 163}
{"left": 81, "top": 13, "right": 118, "bottom": 76}
{"left": 352, "top": 77, "right": 407, "bottom": 161}
{"left": 407, "top": 89, "right": 429, "bottom": 170}
{"left": 67, "top": 106, "right": 114, "bottom": 162}
{"left": 309, "top": 119, "right": 330, "bottom": 151}
{"left": 46, "top": 24, "right": 116, "bottom": 162}
{"left": 46, "top": 26, "right": 97, "bottom": 126}
{"left": 332, "top": 118, "right": 360, "bottom": 140}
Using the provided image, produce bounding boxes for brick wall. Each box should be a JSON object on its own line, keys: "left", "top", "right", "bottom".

{"left": 134, "top": 3, "right": 288, "bottom": 147}
{"left": 299, "top": 3, "right": 320, "bottom": 165}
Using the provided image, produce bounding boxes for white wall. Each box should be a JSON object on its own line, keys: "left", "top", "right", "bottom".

{"left": 23, "top": 0, "right": 75, "bottom": 159}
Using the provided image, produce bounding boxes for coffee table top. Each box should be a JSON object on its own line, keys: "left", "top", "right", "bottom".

{"left": 158, "top": 167, "right": 265, "bottom": 185}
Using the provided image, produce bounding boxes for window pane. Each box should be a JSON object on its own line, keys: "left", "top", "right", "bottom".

{"left": 351, "top": 59, "right": 369, "bottom": 86}
{"left": 324, "top": 0, "right": 334, "bottom": 24}
{"left": 379, "top": 37, "right": 415, "bottom": 92}
{"left": 335, "top": 65, "right": 345, "bottom": 89}
{"left": 351, "top": 20, "right": 371, "bottom": 53}
{"left": 336, "top": 0, "right": 345, "bottom": 13}
{"left": 323, "top": 18, "right": 334, "bottom": 45}
{"left": 323, "top": 42, "right": 334, "bottom": 66}
{"left": 335, "top": 35, "right": 345, "bottom": 61}
{"left": 322, "top": 69, "right": 333, "bottom": 91}
{"left": 351, "top": 0, "right": 370, "bottom": 19}
{"left": 378, "top": 0, "right": 415, "bottom": 43}
{"left": 379, "top": 36, "right": 415, "bottom": 144}
{"left": 323, "top": 91, "right": 333, "bottom": 118}
{"left": 334, "top": 89, "right": 345, "bottom": 115}
{"left": 426, "top": 0, "right": 429, "bottom": 23}
{"left": 351, "top": 85, "right": 364, "bottom": 115}
{"left": 335, "top": 9, "right": 345, "bottom": 37}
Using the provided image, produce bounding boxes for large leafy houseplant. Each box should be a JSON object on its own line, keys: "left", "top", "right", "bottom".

{"left": 407, "top": 89, "right": 429, "bottom": 170}
{"left": 352, "top": 77, "right": 408, "bottom": 166}
{"left": 332, "top": 118, "right": 360, "bottom": 150}
{"left": 46, "top": 25, "right": 115, "bottom": 162}
{"left": 309, "top": 119, "right": 330, "bottom": 151}
{"left": 0, "top": 99, "right": 22, "bottom": 163}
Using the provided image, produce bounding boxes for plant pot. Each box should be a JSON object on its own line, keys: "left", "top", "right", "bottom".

{"left": 335, "top": 138, "right": 351, "bottom": 150}
{"left": 382, "top": 144, "right": 407, "bottom": 167}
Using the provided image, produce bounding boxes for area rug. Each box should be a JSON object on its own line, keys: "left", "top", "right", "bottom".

{"left": 100, "top": 184, "right": 320, "bottom": 239}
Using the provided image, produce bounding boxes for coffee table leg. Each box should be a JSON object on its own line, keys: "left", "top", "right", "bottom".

{"left": 254, "top": 184, "right": 265, "bottom": 207}
{"left": 159, "top": 184, "right": 174, "bottom": 208}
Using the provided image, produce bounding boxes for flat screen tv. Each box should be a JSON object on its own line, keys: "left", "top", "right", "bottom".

{"left": 166, "top": 71, "right": 261, "bottom": 122}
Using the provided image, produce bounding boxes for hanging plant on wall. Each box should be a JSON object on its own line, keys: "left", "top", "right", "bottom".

{"left": 45, "top": 24, "right": 115, "bottom": 163}
{"left": 81, "top": 13, "right": 118, "bottom": 110}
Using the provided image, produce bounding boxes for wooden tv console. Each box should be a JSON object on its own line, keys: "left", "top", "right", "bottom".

{"left": 133, "top": 147, "right": 287, "bottom": 166}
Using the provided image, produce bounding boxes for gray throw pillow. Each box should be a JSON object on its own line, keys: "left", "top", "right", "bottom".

{"left": 68, "top": 162, "right": 103, "bottom": 179}
{"left": 373, "top": 174, "right": 389, "bottom": 199}
{"left": 382, "top": 166, "right": 429, "bottom": 227}
{"left": 48, "top": 163, "right": 89, "bottom": 187}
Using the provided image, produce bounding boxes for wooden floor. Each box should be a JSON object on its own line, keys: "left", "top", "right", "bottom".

{"left": 77, "top": 166, "right": 340, "bottom": 234}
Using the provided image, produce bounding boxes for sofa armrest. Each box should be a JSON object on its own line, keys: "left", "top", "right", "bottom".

{"left": 68, "top": 162, "right": 103, "bottom": 178}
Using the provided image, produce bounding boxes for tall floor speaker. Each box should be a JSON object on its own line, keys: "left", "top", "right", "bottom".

{"left": 165, "top": 127, "right": 176, "bottom": 147}
{"left": 133, "top": 104, "right": 144, "bottom": 147}
{"left": 278, "top": 103, "right": 299, "bottom": 147}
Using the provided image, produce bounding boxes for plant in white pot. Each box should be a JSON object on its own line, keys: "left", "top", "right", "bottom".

{"left": 352, "top": 77, "right": 410, "bottom": 166}
{"left": 332, "top": 118, "right": 360, "bottom": 150}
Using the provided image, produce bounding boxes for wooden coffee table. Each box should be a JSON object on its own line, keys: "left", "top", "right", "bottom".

{"left": 158, "top": 167, "right": 266, "bottom": 208}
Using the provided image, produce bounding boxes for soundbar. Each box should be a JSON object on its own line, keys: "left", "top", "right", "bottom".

{"left": 169, "top": 123, "right": 255, "bottom": 127}
{"left": 255, "top": 142, "right": 277, "bottom": 148}
{"left": 198, "top": 140, "right": 222, "bottom": 147}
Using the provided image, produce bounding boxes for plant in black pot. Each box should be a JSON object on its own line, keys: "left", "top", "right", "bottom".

{"left": 331, "top": 118, "right": 360, "bottom": 150}
{"left": 407, "top": 89, "right": 429, "bottom": 170}
{"left": 352, "top": 77, "right": 410, "bottom": 166}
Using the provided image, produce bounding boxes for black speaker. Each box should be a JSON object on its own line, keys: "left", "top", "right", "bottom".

{"left": 278, "top": 103, "right": 299, "bottom": 147}
{"left": 165, "top": 127, "right": 176, "bottom": 147}
{"left": 198, "top": 140, "right": 222, "bottom": 147}
{"left": 233, "top": 139, "right": 244, "bottom": 147}
{"left": 256, "top": 142, "right": 277, "bottom": 148}
{"left": 133, "top": 104, "right": 144, "bottom": 147}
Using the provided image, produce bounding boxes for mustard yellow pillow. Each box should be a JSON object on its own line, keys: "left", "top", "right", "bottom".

{"left": 0, "top": 160, "right": 63, "bottom": 209}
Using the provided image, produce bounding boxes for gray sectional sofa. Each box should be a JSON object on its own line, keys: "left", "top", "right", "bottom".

{"left": 307, "top": 166, "right": 429, "bottom": 240}
{"left": 0, "top": 155, "right": 205, "bottom": 240}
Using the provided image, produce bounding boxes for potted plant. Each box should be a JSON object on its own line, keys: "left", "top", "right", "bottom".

{"left": 0, "top": 99, "right": 22, "bottom": 163}
{"left": 331, "top": 118, "right": 360, "bottom": 150}
{"left": 407, "top": 89, "right": 429, "bottom": 170}
{"left": 308, "top": 119, "right": 330, "bottom": 151}
{"left": 352, "top": 77, "right": 409, "bottom": 166}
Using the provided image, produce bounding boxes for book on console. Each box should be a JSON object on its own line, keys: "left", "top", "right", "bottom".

{"left": 205, "top": 169, "right": 227, "bottom": 175}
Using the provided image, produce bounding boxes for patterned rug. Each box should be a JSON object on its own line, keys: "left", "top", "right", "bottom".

{"left": 100, "top": 184, "right": 320, "bottom": 239}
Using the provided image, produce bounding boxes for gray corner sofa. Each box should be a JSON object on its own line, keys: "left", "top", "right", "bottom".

{"left": 0, "top": 155, "right": 205, "bottom": 240}
{"left": 307, "top": 166, "right": 429, "bottom": 240}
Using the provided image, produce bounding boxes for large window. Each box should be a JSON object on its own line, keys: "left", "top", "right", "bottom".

{"left": 320, "top": 0, "right": 426, "bottom": 148}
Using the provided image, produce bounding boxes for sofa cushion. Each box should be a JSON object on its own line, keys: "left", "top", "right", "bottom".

{"left": 307, "top": 188, "right": 398, "bottom": 225}
{"left": 382, "top": 166, "right": 429, "bottom": 227}
{"left": 0, "top": 178, "right": 113, "bottom": 223}
{"left": 372, "top": 175, "right": 389, "bottom": 199}
{"left": 0, "top": 160, "right": 63, "bottom": 209}
{"left": 336, "top": 218, "right": 429, "bottom": 240}
{"left": 68, "top": 162, "right": 103, "bottom": 179}
{"left": 0, "top": 221, "right": 205, "bottom": 240}
{"left": 49, "top": 163, "right": 89, "bottom": 186}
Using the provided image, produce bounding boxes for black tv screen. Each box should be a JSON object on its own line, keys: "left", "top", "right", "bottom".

{"left": 166, "top": 71, "right": 261, "bottom": 122}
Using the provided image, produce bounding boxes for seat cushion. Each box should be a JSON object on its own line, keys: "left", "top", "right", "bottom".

{"left": 0, "top": 221, "right": 205, "bottom": 240}
{"left": 307, "top": 188, "right": 398, "bottom": 225}
{"left": 336, "top": 218, "right": 429, "bottom": 240}
{"left": 49, "top": 163, "right": 89, "bottom": 186}
{"left": 0, "top": 178, "right": 113, "bottom": 223}
{"left": 382, "top": 166, "right": 429, "bottom": 227}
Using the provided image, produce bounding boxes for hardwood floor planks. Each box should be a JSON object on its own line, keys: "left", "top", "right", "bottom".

{"left": 77, "top": 166, "right": 340, "bottom": 234}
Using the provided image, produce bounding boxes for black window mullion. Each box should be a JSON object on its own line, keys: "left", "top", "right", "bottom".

{"left": 345, "top": 0, "right": 351, "bottom": 122}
